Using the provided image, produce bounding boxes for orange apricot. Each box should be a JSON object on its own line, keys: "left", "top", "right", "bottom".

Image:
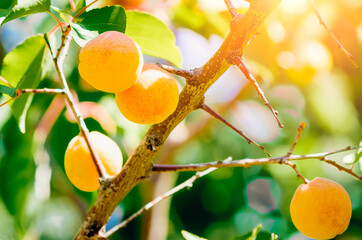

{"left": 78, "top": 31, "right": 143, "bottom": 93}
{"left": 290, "top": 177, "right": 352, "bottom": 239}
{"left": 115, "top": 63, "right": 179, "bottom": 124}
{"left": 64, "top": 131, "right": 123, "bottom": 192}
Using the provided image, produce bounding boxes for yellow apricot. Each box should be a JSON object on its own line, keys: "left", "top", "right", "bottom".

{"left": 290, "top": 177, "right": 352, "bottom": 240}
{"left": 115, "top": 63, "right": 179, "bottom": 124}
{"left": 64, "top": 131, "right": 123, "bottom": 192}
{"left": 78, "top": 31, "right": 143, "bottom": 93}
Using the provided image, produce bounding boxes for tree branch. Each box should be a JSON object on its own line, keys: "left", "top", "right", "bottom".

{"left": 151, "top": 146, "right": 362, "bottom": 182}
{"left": 200, "top": 103, "right": 270, "bottom": 156}
{"left": 233, "top": 56, "right": 284, "bottom": 128}
{"left": 17, "top": 88, "right": 65, "bottom": 95}
{"left": 307, "top": 0, "right": 359, "bottom": 69}
{"left": 47, "top": 25, "right": 109, "bottom": 180}
{"left": 74, "top": 1, "right": 284, "bottom": 238}
{"left": 155, "top": 63, "right": 195, "bottom": 80}
{"left": 102, "top": 158, "right": 231, "bottom": 238}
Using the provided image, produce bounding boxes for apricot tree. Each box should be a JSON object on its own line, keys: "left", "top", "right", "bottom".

{"left": 0, "top": 0, "right": 361, "bottom": 239}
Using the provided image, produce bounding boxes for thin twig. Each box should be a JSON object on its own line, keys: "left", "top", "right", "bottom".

{"left": 0, "top": 76, "right": 13, "bottom": 88}
{"left": 55, "top": 25, "right": 71, "bottom": 60}
{"left": 155, "top": 63, "right": 195, "bottom": 80}
{"left": 224, "top": 0, "right": 239, "bottom": 18}
{"left": 200, "top": 103, "right": 271, "bottom": 156}
{"left": 48, "top": 11, "right": 65, "bottom": 34}
{"left": 152, "top": 146, "right": 362, "bottom": 181}
{"left": 48, "top": 22, "right": 68, "bottom": 37}
{"left": 320, "top": 157, "right": 362, "bottom": 181}
{"left": 43, "top": 34, "right": 55, "bottom": 58}
{"left": 287, "top": 122, "right": 306, "bottom": 155}
{"left": 307, "top": 0, "right": 359, "bottom": 69}
{"left": 17, "top": 88, "right": 65, "bottom": 95}
{"left": 103, "top": 157, "right": 232, "bottom": 238}
{"left": 46, "top": 25, "right": 108, "bottom": 179}
{"left": 69, "top": 0, "right": 76, "bottom": 12}
{"left": 283, "top": 160, "right": 309, "bottom": 184}
{"left": 74, "top": 0, "right": 100, "bottom": 19}
{"left": 234, "top": 56, "right": 284, "bottom": 128}
{"left": 0, "top": 95, "right": 18, "bottom": 108}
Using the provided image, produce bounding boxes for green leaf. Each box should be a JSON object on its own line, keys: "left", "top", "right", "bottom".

{"left": 0, "top": 118, "right": 36, "bottom": 229}
{"left": 71, "top": 5, "right": 126, "bottom": 47}
{"left": 343, "top": 142, "right": 362, "bottom": 165}
{"left": 0, "top": 0, "right": 15, "bottom": 10}
{"left": 50, "top": 6, "right": 72, "bottom": 16}
{"left": 0, "top": 199, "right": 18, "bottom": 240}
{"left": 0, "top": 9, "right": 10, "bottom": 25}
{"left": 1, "top": 0, "right": 51, "bottom": 25}
{"left": 234, "top": 224, "right": 278, "bottom": 240}
{"left": 357, "top": 141, "right": 362, "bottom": 161}
{"left": 77, "top": 5, "right": 126, "bottom": 33}
{"left": 0, "top": 35, "right": 48, "bottom": 133}
{"left": 70, "top": 22, "right": 98, "bottom": 47}
{"left": 75, "top": 0, "right": 85, "bottom": 10}
{"left": 0, "top": 85, "right": 16, "bottom": 97}
{"left": 247, "top": 224, "right": 262, "bottom": 240}
{"left": 181, "top": 230, "right": 207, "bottom": 240}
{"left": 343, "top": 153, "right": 357, "bottom": 165}
{"left": 126, "top": 10, "right": 182, "bottom": 67}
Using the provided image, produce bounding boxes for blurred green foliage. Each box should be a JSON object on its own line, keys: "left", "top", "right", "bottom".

{"left": 0, "top": 0, "right": 361, "bottom": 239}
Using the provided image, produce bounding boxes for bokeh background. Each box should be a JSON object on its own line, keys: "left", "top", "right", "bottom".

{"left": 0, "top": 0, "right": 361, "bottom": 239}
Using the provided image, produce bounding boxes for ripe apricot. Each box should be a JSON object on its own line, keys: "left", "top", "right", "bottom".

{"left": 290, "top": 177, "right": 351, "bottom": 239}
{"left": 115, "top": 63, "right": 179, "bottom": 124}
{"left": 78, "top": 31, "right": 143, "bottom": 93}
{"left": 64, "top": 131, "right": 123, "bottom": 192}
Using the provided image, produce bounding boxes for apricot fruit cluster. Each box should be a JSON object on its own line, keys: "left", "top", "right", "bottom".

{"left": 66, "top": 31, "right": 179, "bottom": 191}
{"left": 290, "top": 177, "right": 352, "bottom": 239}
{"left": 64, "top": 131, "right": 123, "bottom": 192}
{"left": 78, "top": 31, "right": 179, "bottom": 125}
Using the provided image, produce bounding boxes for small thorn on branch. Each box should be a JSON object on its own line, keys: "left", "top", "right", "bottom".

{"left": 200, "top": 103, "right": 271, "bottom": 157}
{"left": 224, "top": 0, "right": 239, "bottom": 18}
{"left": 155, "top": 63, "right": 194, "bottom": 79}
{"left": 307, "top": 0, "right": 359, "bottom": 70}
{"left": 233, "top": 56, "right": 284, "bottom": 128}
